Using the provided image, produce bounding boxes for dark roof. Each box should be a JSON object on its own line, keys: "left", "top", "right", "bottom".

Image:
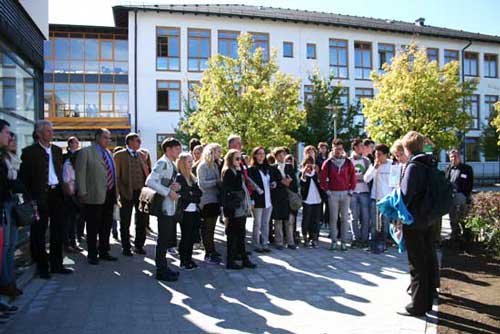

{"left": 112, "top": 4, "right": 500, "bottom": 44}
{"left": 49, "top": 23, "right": 127, "bottom": 34}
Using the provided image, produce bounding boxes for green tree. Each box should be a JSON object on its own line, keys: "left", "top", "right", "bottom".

{"left": 492, "top": 102, "right": 500, "bottom": 145}
{"left": 480, "top": 102, "right": 500, "bottom": 160}
{"left": 294, "top": 71, "right": 364, "bottom": 146}
{"left": 362, "top": 43, "right": 478, "bottom": 150}
{"left": 179, "top": 33, "right": 303, "bottom": 152}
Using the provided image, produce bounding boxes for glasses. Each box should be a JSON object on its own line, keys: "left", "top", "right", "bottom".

{"left": 234, "top": 157, "right": 241, "bottom": 161}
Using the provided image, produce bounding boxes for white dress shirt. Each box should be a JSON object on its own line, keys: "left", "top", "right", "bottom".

{"left": 40, "top": 143, "right": 59, "bottom": 186}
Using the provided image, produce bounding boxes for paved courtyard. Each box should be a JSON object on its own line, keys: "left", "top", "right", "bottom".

{"left": 3, "top": 218, "right": 437, "bottom": 334}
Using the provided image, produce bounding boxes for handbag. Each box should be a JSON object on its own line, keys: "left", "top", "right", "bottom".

{"left": 12, "top": 194, "right": 36, "bottom": 227}
{"left": 287, "top": 189, "right": 302, "bottom": 211}
{"left": 138, "top": 187, "right": 164, "bottom": 217}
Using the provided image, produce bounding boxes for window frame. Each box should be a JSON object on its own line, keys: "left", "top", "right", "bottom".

{"left": 426, "top": 48, "right": 439, "bottom": 63}
{"left": 444, "top": 49, "right": 459, "bottom": 65}
{"left": 188, "top": 28, "right": 211, "bottom": 72}
{"left": 329, "top": 38, "right": 349, "bottom": 80}
{"left": 484, "top": 53, "right": 498, "bottom": 78}
{"left": 156, "top": 80, "right": 181, "bottom": 112}
{"left": 249, "top": 32, "right": 270, "bottom": 61}
{"left": 306, "top": 43, "right": 316, "bottom": 60}
{"left": 156, "top": 26, "right": 181, "bottom": 72}
{"left": 465, "top": 94, "right": 480, "bottom": 130}
{"left": 464, "top": 51, "right": 479, "bottom": 77}
{"left": 217, "top": 30, "right": 239, "bottom": 58}
{"left": 354, "top": 41, "right": 373, "bottom": 80}
{"left": 283, "top": 41, "right": 294, "bottom": 58}
{"left": 378, "top": 43, "right": 395, "bottom": 70}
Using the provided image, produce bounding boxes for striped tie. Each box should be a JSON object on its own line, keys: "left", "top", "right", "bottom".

{"left": 102, "top": 152, "right": 113, "bottom": 190}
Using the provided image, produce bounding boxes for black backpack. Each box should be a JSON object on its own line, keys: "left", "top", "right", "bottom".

{"left": 410, "top": 160, "right": 454, "bottom": 222}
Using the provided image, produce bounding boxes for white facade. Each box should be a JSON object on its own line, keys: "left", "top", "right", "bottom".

{"left": 128, "top": 10, "right": 500, "bottom": 163}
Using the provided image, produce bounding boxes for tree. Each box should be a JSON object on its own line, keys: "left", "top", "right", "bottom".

{"left": 294, "top": 71, "right": 364, "bottom": 146}
{"left": 480, "top": 101, "right": 500, "bottom": 160}
{"left": 492, "top": 102, "right": 500, "bottom": 146}
{"left": 179, "top": 33, "right": 303, "bottom": 152}
{"left": 362, "top": 43, "right": 478, "bottom": 150}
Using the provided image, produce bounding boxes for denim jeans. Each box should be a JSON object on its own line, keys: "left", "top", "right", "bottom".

{"left": 350, "top": 192, "right": 370, "bottom": 242}
{"left": 1, "top": 200, "right": 18, "bottom": 285}
{"left": 370, "top": 199, "right": 390, "bottom": 246}
{"left": 327, "top": 191, "right": 351, "bottom": 243}
{"left": 252, "top": 207, "right": 272, "bottom": 249}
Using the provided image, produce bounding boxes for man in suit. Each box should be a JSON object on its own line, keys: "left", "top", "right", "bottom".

{"left": 114, "top": 133, "right": 151, "bottom": 256}
{"left": 75, "top": 128, "right": 118, "bottom": 265}
{"left": 20, "top": 120, "right": 73, "bottom": 278}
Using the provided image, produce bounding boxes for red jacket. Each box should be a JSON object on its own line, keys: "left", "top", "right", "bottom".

{"left": 320, "top": 158, "right": 357, "bottom": 192}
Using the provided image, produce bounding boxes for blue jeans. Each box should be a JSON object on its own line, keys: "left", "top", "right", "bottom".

{"left": 350, "top": 193, "right": 370, "bottom": 242}
{"left": 370, "top": 199, "right": 390, "bottom": 246}
{"left": 1, "top": 200, "right": 19, "bottom": 285}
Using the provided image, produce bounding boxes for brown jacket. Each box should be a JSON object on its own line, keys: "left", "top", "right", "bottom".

{"left": 113, "top": 148, "right": 152, "bottom": 201}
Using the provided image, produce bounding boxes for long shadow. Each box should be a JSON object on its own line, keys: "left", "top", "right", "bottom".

{"left": 439, "top": 292, "right": 500, "bottom": 321}
{"left": 437, "top": 312, "right": 500, "bottom": 334}
{"left": 440, "top": 268, "right": 491, "bottom": 287}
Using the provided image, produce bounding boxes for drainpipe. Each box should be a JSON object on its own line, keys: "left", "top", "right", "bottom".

{"left": 461, "top": 40, "right": 472, "bottom": 163}
{"left": 134, "top": 9, "right": 138, "bottom": 133}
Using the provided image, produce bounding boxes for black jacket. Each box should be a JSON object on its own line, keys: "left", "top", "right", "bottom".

{"left": 401, "top": 153, "right": 434, "bottom": 230}
{"left": 299, "top": 171, "right": 324, "bottom": 201}
{"left": 445, "top": 163, "right": 473, "bottom": 197}
{"left": 248, "top": 164, "right": 278, "bottom": 208}
{"left": 221, "top": 168, "right": 245, "bottom": 218}
{"left": 271, "top": 163, "right": 298, "bottom": 219}
{"left": 0, "top": 151, "right": 9, "bottom": 214}
{"left": 176, "top": 173, "right": 202, "bottom": 211}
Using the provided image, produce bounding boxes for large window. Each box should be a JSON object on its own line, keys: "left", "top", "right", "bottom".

{"left": 465, "top": 94, "right": 480, "bottom": 129}
{"left": 283, "top": 42, "right": 293, "bottom": 58}
{"left": 218, "top": 30, "right": 239, "bottom": 58}
{"left": 378, "top": 43, "right": 394, "bottom": 70}
{"left": 484, "top": 54, "right": 498, "bottom": 78}
{"left": 484, "top": 95, "right": 498, "bottom": 119}
{"left": 250, "top": 32, "right": 269, "bottom": 61}
{"left": 329, "top": 39, "right": 348, "bottom": 79}
{"left": 156, "top": 27, "right": 180, "bottom": 71}
{"left": 355, "top": 42, "right": 372, "bottom": 80}
{"left": 157, "top": 81, "right": 180, "bottom": 112}
{"left": 444, "top": 49, "right": 459, "bottom": 65}
{"left": 464, "top": 52, "right": 479, "bottom": 77}
{"left": 426, "top": 48, "right": 439, "bottom": 63}
{"left": 465, "top": 137, "right": 480, "bottom": 162}
{"left": 354, "top": 88, "right": 373, "bottom": 125}
{"left": 188, "top": 29, "right": 211, "bottom": 72}
{"left": 306, "top": 43, "right": 316, "bottom": 59}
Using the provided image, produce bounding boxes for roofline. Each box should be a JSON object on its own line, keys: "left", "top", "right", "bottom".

{"left": 112, "top": 5, "right": 500, "bottom": 44}
{"left": 49, "top": 23, "right": 128, "bottom": 34}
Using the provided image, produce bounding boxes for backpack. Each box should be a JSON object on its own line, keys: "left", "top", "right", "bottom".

{"left": 410, "top": 160, "right": 454, "bottom": 222}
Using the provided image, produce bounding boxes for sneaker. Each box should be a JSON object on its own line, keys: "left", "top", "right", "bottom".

{"left": 340, "top": 243, "right": 348, "bottom": 251}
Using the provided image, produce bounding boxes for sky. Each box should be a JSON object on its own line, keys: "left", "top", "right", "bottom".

{"left": 49, "top": 0, "right": 500, "bottom": 36}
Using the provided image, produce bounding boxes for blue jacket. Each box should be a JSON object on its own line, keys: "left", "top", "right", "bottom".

{"left": 377, "top": 188, "right": 414, "bottom": 225}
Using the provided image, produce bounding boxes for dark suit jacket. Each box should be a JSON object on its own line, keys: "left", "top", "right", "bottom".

{"left": 445, "top": 163, "right": 474, "bottom": 197}
{"left": 20, "top": 143, "right": 63, "bottom": 199}
{"left": 248, "top": 165, "right": 278, "bottom": 208}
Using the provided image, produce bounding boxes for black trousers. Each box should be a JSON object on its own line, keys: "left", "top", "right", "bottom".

{"left": 179, "top": 211, "right": 200, "bottom": 264}
{"left": 156, "top": 214, "right": 177, "bottom": 272}
{"left": 82, "top": 190, "right": 115, "bottom": 260}
{"left": 302, "top": 203, "right": 321, "bottom": 241}
{"left": 403, "top": 224, "right": 438, "bottom": 314}
{"left": 225, "top": 216, "right": 247, "bottom": 262}
{"left": 119, "top": 190, "right": 149, "bottom": 251}
{"left": 63, "top": 196, "right": 81, "bottom": 247}
{"left": 30, "top": 188, "right": 65, "bottom": 272}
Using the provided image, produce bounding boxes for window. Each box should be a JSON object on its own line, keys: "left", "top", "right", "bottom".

{"left": 188, "top": 29, "right": 211, "bottom": 72}
{"left": 484, "top": 95, "right": 498, "bottom": 119}
{"left": 464, "top": 52, "right": 479, "bottom": 77}
{"left": 378, "top": 43, "right": 394, "bottom": 70}
{"left": 306, "top": 43, "right": 316, "bottom": 59}
{"left": 465, "top": 137, "right": 480, "bottom": 162}
{"left": 157, "top": 81, "right": 180, "bottom": 112}
{"left": 218, "top": 30, "right": 239, "bottom": 58}
{"left": 100, "top": 40, "right": 113, "bottom": 60}
{"left": 465, "top": 94, "right": 480, "bottom": 129}
{"left": 156, "top": 27, "right": 180, "bottom": 71}
{"left": 250, "top": 32, "right": 270, "bottom": 61}
{"left": 484, "top": 54, "right": 498, "bottom": 78}
{"left": 304, "top": 85, "right": 314, "bottom": 104}
{"left": 426, "top": 48, "right": 439, "bottom": 63}
{"left": 355, "top": 42, "right": 372, "bottom": 80}
{"left": 329, "top": 39, "right": 348, "bottom": 79}
{"left": 354, "top": 88, "right": 374, "bottom": 126}
{"left": 188, "top": 81, "right": 200, "bottom": 110}
{"left": 444, "top": 50, "right": 459, "bottom": 64}
{"left": 156, "top": 133, "right": 176, "bottom": 159}
{"left": 283, "top": 42, "right": 293, "bottom": 58}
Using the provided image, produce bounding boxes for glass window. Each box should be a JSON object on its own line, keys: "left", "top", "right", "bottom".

{"left": 484, "top": 54, "right": 498, "bottom": 78}
{"left": 114, "top": 40, "right": 128, "bottom": 61}
{"left": 70, "top": 38, "right": 84, "bottom": 60}
{"left": 444, "top": 50, "right": 459, "bottom": 65}
{"left": 306, "top": 43, "right": 316, "bottom": 60}
{"left": 426, "top": 48, "right": 439, "bottom": 63}
{"left": 84, "top": 39, "right": 98, "bottom": 60}
{"left": 464, "top": 52, "right": 479, "bottom": 77}
{"left": 84, "top": 90, "right": 99, "bottom": 117}
{"left": 218, "top": 31, "right": 239, "bottom": 59}
{"left": 465, "top": 137, "right": 480, "bottom": 162}
{"left": 44, "top": 40, "right": 52, "bottom": 58}
{"left": 114, "top": 91, "right": 128, "bottom": 114}
{"left": 54, "top": 90, "right": 69, "bottom": 117}
{"left": 188, "top": 81, "right": 200, "bottom": 110}
{"left": 188, "top": 29, "right": 211, "bottom": 72}
{"left": 329, "top": 39, "right": 348, "bottom": 79}
{"left": 355, "top": 42, "right": 372, "bottom": 80}
{"left": 69, "top": 90, "right": 84, "bottom": 117}
{"left": 100, "top": 40, "right": 113, "bottom": 60}
{"left": 157, "top": 81, "right": 181, "bottom": 112}
{"left": 0, "top": 78, "right": 16, "bottom": 110}
{"left": 99, "top": 91, "right": 113, "bottom": 115}
{"left": 283, "top": 42, "right": 293, "bottom": 58}
{"left": 378, "top": 43, "right": 394, "bottom": 70}
{"left": 465, "top": 94, "right": 480, "bottom": 129}
{"left": 156, "top": 27, "right": 180, "bottom": 71}
{"left": 54, "top": 37, "right": 69, "bottom": 60}
{"left": 251, "top": 33, "right": 269, "bottom": 62}
{"left": 484, "top": 95, "right": 498, "bottom": 120}
{"left": 304, "top": 85, "right": 314, "bottom": 104}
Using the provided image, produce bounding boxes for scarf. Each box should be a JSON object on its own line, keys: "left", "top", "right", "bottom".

{"left": 4, "top": 152, "right": 20, "bottom": 180}
{"left": 332, "top": 156, "right": 345, "bottom": 170}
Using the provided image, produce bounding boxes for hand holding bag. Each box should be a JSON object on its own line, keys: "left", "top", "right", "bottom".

{"left": 12, "top": 194, "right": 37, "bottom": 227}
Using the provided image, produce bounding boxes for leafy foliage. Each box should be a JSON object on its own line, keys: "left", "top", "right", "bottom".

{"left": 480, "top": 101, "right": 500, "bottom": 160}
{"left": 492, "top": 101, "right": 500, "bottom": 146}
{"left": 362, "top": 43, "right": 478, "bottom": 150}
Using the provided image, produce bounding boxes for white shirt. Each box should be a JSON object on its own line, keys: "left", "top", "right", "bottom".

{"left": 304, "top": 171, "right": 322, "bottom": 205}
{"left": 276, "top": 162, "right": 286, "bottom": 178}
{"left": 40, "top": 143, "right": 59, "bottom": 186}
{"left": 185, "top": 203, "right": 197, "bottom": 212}
{"left": 364, "top": 161, "right": 393, "bottom": 200}
{"left": 259, "top": 170, "right": 272, "bottom": 208}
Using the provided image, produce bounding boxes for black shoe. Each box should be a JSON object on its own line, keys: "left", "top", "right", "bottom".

{"left": 181, "top": 262, "right": 196, "bottom": 271}
{"left": 262, "top": 248, "right": 271, "bottom": 253}
{"left": 246, "top": 250, "right": 252, "bottom": 255}
{"left": 0, "top": 313, "right": 9, "bottom": 319}
{"left": 287, "top": 245, "right": 297, "bottom": 250}
{"left": 122, "top": 249, "right": 133, "bottom": 257}
{"left": 190, "top": 261, "right": 198, "bottom": 268}
{"left": 0, "top": 303, "right": 18, "bottom": 314}
{"left": 226, "top": 262, "right": 243, "bottom": 270}
{"left": 254, "top": 248, "right": 265, "bottom": 253}
{"left": 166, "top": 267, "right": 180, "bottom": 277}
{"left": 156, "top": 272, "right": 178, "bottom": 282}
{"left": 134, "top": 247, "right": 146, "bottom": 255}
{"left": 99, "top": 253, "right": 118, "bottom": 261}
{"left": 51, "top": 266, "right": 74, "bottom": 274}
{"left": 88, "top": 257, "right": 99, "bottom": 265}
{"left": 242, "top": 260, "right": 257, "bottom": 269}
{"left": 276, "top": 245, "right": 284, "bottom": 250}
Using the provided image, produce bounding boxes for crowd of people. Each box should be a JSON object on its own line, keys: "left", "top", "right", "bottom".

{"left": 0, "top": 119, "right": 474, "bottom": 318}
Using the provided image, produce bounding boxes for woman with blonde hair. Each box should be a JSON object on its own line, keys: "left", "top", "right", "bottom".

{"left": 176, "top": 153, "right": 202, "bottom": 270}
{"left": 221, "top": 149, "right": 256, "bottom": 269}
{"left": 197, "top": 143, "right": 223, "bottom": 264}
